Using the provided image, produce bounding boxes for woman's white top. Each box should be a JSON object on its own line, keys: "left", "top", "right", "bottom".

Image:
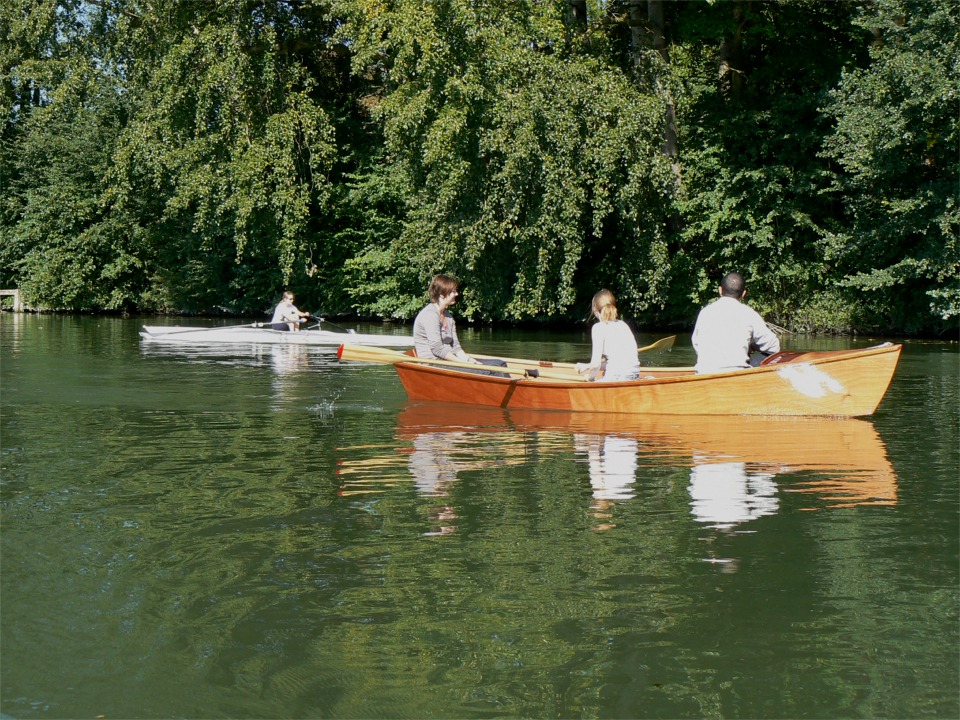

{"left": 589, "top": 320, "right": 640, "bottom": 381}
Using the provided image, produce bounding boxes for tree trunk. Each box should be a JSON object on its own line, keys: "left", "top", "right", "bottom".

{"left": 626, "top": 0, "right": 644, "bottom": 55}
{"left": 568, "top": 0, "right": 587, "bottom": 33}
{"left": 626, "top": 0, "right": 682, "bottom": 216}
{"left": 647, "top": 0, "right": 677, "bottom": 163}
{"left": 718, "top": 1, "right": 748, "bottom": 101}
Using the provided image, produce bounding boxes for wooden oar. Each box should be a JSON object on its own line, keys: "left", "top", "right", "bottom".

{"left": 337, "top": 344, "right": 586, "bottom": 381}
{"left": 639, "top": 335, "right": 676, "bottom": 353}
{"left": 474, "top": 335, "right": 678, "bottom": 371}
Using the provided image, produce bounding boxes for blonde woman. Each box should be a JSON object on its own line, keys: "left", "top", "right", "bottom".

{"left": 576, "top": 290, "right": 640, "bottom": 382}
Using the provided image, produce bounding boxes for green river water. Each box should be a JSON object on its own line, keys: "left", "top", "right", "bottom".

{"left": 1, "top": 314, "right": 957, "bottom": 719}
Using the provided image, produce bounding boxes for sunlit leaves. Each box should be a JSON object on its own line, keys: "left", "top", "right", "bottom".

{"left": 1, "top": 0, "right": 956, "bottom": 333}
{"left": 340, "top": 0, "right": 673, "bottom": 320}
{"left": 111, "top": 5, "right": 337, "bottom": 287}
{"left": 821, "top": 0, "right": 959, "bottom": 328}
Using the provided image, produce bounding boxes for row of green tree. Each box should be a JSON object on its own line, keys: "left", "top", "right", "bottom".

{"left": 2, "top": 0, "right": 957, "bottom": 335}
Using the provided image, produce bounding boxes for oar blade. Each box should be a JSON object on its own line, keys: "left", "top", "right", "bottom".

{"left": 338, "top": 344, "right": 408, "bottom": 364}
{"left": 638, "top": 335, "right": 676, "bottom": 354}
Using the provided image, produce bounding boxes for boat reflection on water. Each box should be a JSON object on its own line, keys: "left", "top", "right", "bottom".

{"left": 139, "top": 338, "right": 318, "bottom": 372}
{"left": 270, "top": 344, "right": 310, "bottom": 375}
{"left": 335, "top": 403, "right": 897, "bottom": 535}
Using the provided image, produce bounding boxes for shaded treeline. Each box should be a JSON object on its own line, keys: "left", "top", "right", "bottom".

{"left": 1, "top": 0, "right": 956, "bottom": 335}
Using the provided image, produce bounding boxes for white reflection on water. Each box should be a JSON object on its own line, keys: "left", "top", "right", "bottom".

{"left": 688, "top": 461, "right": 779, "bottom": 529}
{"left": 408, "top": 432, "right": 460, "bottom": 495}
{"left": 573, "top": 434, "right": 639, "bottom": 531}
{"left": 408, "top": 432, "right": 461, "bottom": 535}
{"left": 573, "top": 434, "right": 639, "bottom": 502}
{"left": 270, "top": 344, "right": 310, "bottom": 375}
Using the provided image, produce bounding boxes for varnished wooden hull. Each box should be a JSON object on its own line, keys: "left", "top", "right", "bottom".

{"left": 393, "top": 343, "right": 901, "bottom": 417}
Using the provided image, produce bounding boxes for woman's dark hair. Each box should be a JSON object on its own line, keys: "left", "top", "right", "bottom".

{"left": 428, "top": 274, "right": 459, "bottom": 303}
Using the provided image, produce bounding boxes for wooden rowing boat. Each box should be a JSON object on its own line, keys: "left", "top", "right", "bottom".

{"left": 339, "top": 342, "right": 902, "bottom": 417}
{"left": 140, "top": 323, "right": 413, "bottom": 347}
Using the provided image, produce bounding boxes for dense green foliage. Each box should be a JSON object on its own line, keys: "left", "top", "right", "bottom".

{"left": 1, "top": 0, "right": 956, "bottom": 334}
{"left": 821, "top": 0, "right": 959, "bottom": 333}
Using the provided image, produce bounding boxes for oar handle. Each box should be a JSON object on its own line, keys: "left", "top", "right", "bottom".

{"left": 337, "top": 344, "right": 585, "bottom": 381}
{"left": 471, "top": 335, "right": 677, "bottom": 373}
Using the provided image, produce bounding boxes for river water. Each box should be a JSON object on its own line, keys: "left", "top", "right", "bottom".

{"left": 1, "top": 314, "right": 957, "bottom": 719}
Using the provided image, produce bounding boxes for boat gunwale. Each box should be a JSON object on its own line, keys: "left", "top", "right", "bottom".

{"left": 394, "top": 342, "right": 902, "bottom": 388}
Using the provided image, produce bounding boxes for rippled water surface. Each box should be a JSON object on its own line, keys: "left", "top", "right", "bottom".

{"left": 2, "top": 314, "right": 957, "bottom": 719}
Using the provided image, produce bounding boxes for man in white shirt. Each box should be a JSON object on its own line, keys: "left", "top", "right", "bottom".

{"left": 270, "top": 291, "right": 309, "bottom": 331}
{"left": 692, "top": 272, "right": 780, "bottom": 374}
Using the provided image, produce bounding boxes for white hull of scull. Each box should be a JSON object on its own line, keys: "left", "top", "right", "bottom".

{"left": 140, "top": 325, "right": 413, "bottom": 347}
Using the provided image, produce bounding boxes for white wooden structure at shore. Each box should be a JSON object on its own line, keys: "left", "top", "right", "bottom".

{"left": 0, "top": 289, "right": 25, "bottom": 311}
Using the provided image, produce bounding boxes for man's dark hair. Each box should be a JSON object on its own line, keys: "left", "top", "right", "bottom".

{"left": 720, "top": 272, "right": 746, "bottom": 299}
